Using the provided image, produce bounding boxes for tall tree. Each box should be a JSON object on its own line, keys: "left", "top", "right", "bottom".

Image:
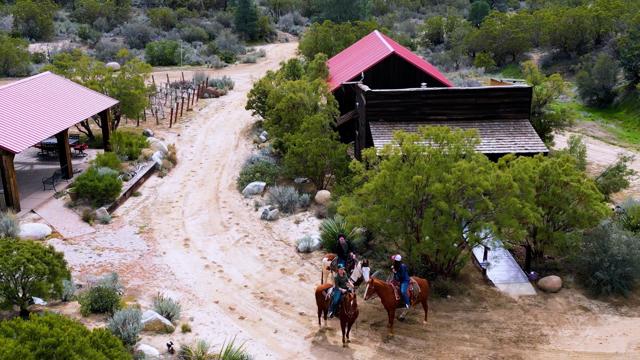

{"left": 576, "top": 53, "right": 619, "bottom": 107}
{"left": 12, "top": 0, "right": 57, "bottom": 41}
{"left": 235, "top": 0, "right": 259, "bottom": 41}
{"left": 469, "top": 0, "right": 490, "bottom": 27}
{"left": 0, "top": 34, "right": 31, "bottom": 77}
{"left": 617, "top": 15, "right": 640, "bottom": 85}
{"left": 318, "top": 0, "right": 369, "bottom": 23}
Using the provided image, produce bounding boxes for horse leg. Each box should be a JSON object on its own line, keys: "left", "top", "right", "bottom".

{"left": 421, "top": 297, "right": 428, "bottom": 324}
{"left": 346, "top": 321, "right": 352, "bottom": 343}
{"left": 340, "top": 318, "right": 347, "bottom": 347}
{"left": 318, "top": 308, "right": 322, "bottom": 327}
{"left": 387, "top": 309, "right": 395, "bottom": 336}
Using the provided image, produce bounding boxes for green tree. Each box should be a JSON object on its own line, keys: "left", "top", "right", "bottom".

{"left": 298, "top": 20, "right": 381, "bottom": 59}
{"left": 318, "top": 0, "right": 369, "bottom": 23}
{"left": 0, "top": 313, "right": 131, "bottom": 360}
{"left": 0, "top": 239, "right": 70, "bottom": 317}
{"left": 522, "top": 60, "right": 574, "bottom": 145}
{"left": 469, "top": 11, "right": 533, "bottom": 64}
{"left": 499, "top": 154, "right": 609, "bottom": 272}
{"left": 12, "top": 0, "right": 57, "bottom": 41}
{"left": 469, "top": 0, "right": 490, "bottom": 27}
{"left": 283, "top": 114, "right": 350, "bottom": 189}
{"left": 339, "top": 127, "right": 528, "bottom": 278}
{"left": 145, "top": 40, "right": 180, "bottom": 66}
{"left": 539, "top": 6, "right": 595, "bottom": 56}
{"left": 595, "top": 154, "right": 636, "bottom": 200}
{"left": 235, "top": 0, "right": 259, "bottom": 41}
{"left": 0, "top": 34, "right": 31, "bottom": 77}
{"left": 576, "top": 53, "right": 619, "bottom": 108}
{"left": 147, "top": 7, "right": 177, "bottom": 30}
{"left": 617, "top": 15, "right": 640, "bottom": 85}
{"left": 420, "top": 16, "right": 445, "bottom": 47}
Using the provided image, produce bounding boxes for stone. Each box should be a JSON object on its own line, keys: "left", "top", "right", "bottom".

{"left": 314, "top": 190, "right": 331, "bottom": 205}
{"left": 151, "top": 151, "right": 165, "bottom": 168}
{"left": 260, "top": 207, "right": 279, "bottom": 221}
{"left": 32, "top": 297, "right": 47, "bottom": 306}
{"left": 141, "top": 310, "right": 175, "bottom": 333}
{"left": 105, "top": 62, "right": 121, "bottom": 71}
{"left": 258, "top": 134, "right": 268, "bottom": 143}
{"left": 142, "top": 128, "right": 154, "bottom": 137}
{"left": 95, "top": 207, "right": 109, "bottom": 220}
{"left": 537, "top": 275, "right": 562, "bottom": 293}
{"left": 294, "top": 177, "right": 309, "bottom": 184}
{"left": 260, "top": 131, "right": 268, "bottom": 140}
{"left": 135, "top": 343, "right": 160, "bottom": 359}
{"left": 148, "top": 137, "right": 168, "bottom": 154}
{"left": 18, "top": 223, "right": 52, "bottom": 240}
{"left": 242, "top": 181, "right": 266, "bottom": 197}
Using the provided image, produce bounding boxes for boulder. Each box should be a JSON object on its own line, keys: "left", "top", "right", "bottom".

{"left": 95, "top": 207, "right": 109, "bottom": 220}
{"left": 142, "top": 129, "right": 154, "bottom": 137}
{"left": 258, "top": 131, "right": 268, "bottom": 143}
{"left": 141, "top": 310, "right": 175, "bottom": 333}
{"left": 151, "top": 151, "right": 165, "bottom": 168}
{"left": 32, "top": 297, "right": 47, "bottom": 306}
{"left": 294, "top": 177, "right": 309, "bottom": 184}
{"left": 242, "top": 181, "right": 266, "bottom": 197}
{"left": 19, "top": 223, "right": 52, "bottom": 240}
{"left": 148, "top": 137, "right": 168, "bottom": 154}
{"left": 314, "top": 190, "right": 331, "bottom": 205}
{"left": 260, "top": 207, "right": 279, "bottom": 221}
{"left": 105, "top": 62, "right": 121, "bottom": 71}
{"left": 135, "top": 343, "right": 160, "bottom": 359}
{"left": 537, "top": 275, "right": 562, "bottom": 293}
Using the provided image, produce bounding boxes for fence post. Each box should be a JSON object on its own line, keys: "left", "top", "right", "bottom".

{"left": 180, "top": 97, "right": 185, "bottom": 117}
{"left": 186, "top": 92, "right": 191, "bottom": 110}
{"left": 169, "top": 106, "right": 173, "bottom": 128}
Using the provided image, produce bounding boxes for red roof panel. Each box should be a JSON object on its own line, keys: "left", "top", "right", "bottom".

{"left": 327, "top": 30, "right": 453, "bottom": 91}
{"left": 0, "top": 72, "right": 119, "bottom": 154}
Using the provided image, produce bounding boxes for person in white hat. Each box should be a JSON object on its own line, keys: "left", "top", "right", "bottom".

{"left": 391, "top": 254, "right": 410, "bottom": 309}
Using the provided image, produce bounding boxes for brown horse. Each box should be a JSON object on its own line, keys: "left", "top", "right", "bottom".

{"left": 314, "top": 283, "right": 333, "bottom": 326}
{"left": 364, "top": 276, "right": 430, "bottom": 335}
{"left": 339, "top": 290, "right": 359, "bottom": 347}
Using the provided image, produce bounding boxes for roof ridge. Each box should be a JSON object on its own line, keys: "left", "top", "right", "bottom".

{"left": 374, "top": 30, "right": 393, "bottom": 52}
{"left": 0, "top": 71, "right": 51, "bottom": 92}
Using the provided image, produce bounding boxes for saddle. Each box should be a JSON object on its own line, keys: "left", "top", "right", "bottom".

{"left": 391, "top": 279, "right": 420, "bottom": 305}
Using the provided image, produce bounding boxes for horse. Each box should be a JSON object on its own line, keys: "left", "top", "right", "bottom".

{"left": 339, "top": 290, "right": 359, "bottom": 347}
{"left": 314, "top": 283, "right": 333, "bottom": 326}
{"left": 321, "top": 255, "right": 370, "bottom": 285}
{"left": 364, "top": 276, "right": 430, "bottom": 335}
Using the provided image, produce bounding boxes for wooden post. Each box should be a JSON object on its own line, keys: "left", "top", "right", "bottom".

{"left": 99, "top": 109, "right": 112, "bottom": 152}
{"left": 181, "top": 72, "right": 185, "bottom": 81}
{"left": 151, "top": 75, "right": 156, "bottom": 88}
{"left": 175, "top": 102, "right": 179, "bottom": 123}
{"left": 0, "top": 151, "right": 20, "bottom": 212}
{"left": 166, "top": 73, "right": 170, "bottom": 85}
{"left": 180, "top": 97, "right": 184, "bottom": 117}
{"left": 169, "top": 107, "right": 173, "bottom": 128}
{"left": 186, "top": 92, "right": 191, "bottom": 110}
{"left": 354, "top": 84, "right": 367, "bottom": 161}
{"left": 55, "top": 129, "right": 73, "bottom": 179}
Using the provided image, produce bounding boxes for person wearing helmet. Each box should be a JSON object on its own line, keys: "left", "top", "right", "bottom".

{"left": 328, "top": 264, "right": 351, "bottom": 318}
{"left": 391, "top": 254, "right": 410, "bottom": 309}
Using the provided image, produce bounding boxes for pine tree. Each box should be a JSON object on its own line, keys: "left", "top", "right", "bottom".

{"left": 235, "top": 0, "right": 259, "bottom": 41}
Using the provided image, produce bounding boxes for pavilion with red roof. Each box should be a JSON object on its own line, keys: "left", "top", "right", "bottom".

{"left": 0, "top": 71, "right": 118, "bottom": 212}
{"left": 326, "top": 30, "right": 547, "bottom": 160}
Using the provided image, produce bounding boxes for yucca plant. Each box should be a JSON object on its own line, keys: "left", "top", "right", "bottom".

{"left": 218, "top": 337, "right": 252, "bottom": 360}
{"left": 153, "top": 292, "right": 182, "bottom": 323}
{"left": 178, "top": 339, "right": 214, "bottom": 360}
{"left": 319, "top": 215, "right": 364, "bottom": 253}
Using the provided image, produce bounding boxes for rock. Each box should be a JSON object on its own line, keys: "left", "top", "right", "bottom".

{"left": 32, "top": 297, "right": 47, "bottom": 306}
{"left": 151, "top": 151, "right": 165, "bottom": 168}
{"left": 95, "top": 207, "right": 109, "bottom": 219}
{"left": 537, "top": 275, "right": 562, "bottom": 293}
{"left": 147, "top": 137, "right": 168, "bottom": 154}
{"left": 314, "top": 190, "right": 331, "bottom": 205}
{"left": 135, "top": 343, "right": 160, "bottom": 359}
{"left": 18, "top": 223, "right": 52, "bottom": 240}
{"left": 258, "top": 134, "right": 268, "bottom": 143}
{"left": 260, "top": 131, "right": 268, "bottom": 140}
{"left": 294, "top": 177, "right": 309, "bottom": 184}
{"left": 242, "top": 181, "right": 266, "bottom": 197}
{"left": 142, "top": 128, "right": 154, "bottom": 137}
{"left": 105, "top": 62, "right": 121, "bottom": 71}
{"left": 260, "top": 207, "right": 279, "bottom": 221}
{"left": 141, "top": 310, "right": 175, "bottom": 333}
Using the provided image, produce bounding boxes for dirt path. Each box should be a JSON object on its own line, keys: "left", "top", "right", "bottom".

{"left": 50, "top": 44, "right": 640, "bottom": 359}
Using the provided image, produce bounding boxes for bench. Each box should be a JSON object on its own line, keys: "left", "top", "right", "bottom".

{"left": 42, "top": 170, "right": 66, "bottom": 192}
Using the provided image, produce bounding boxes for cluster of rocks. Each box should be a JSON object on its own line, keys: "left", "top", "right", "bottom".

{"left": 140, "top": 131, "right": 170, "bottom": 170}
{"left": 260, "top": 205, "right": 279, "bottom": 221}
{"left": 132, "top": 309, "right": 176, "bottom": 359}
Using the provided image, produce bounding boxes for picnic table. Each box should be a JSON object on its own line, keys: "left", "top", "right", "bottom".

{"left": 34, "top": 136, "right": 82, "bottom": 158}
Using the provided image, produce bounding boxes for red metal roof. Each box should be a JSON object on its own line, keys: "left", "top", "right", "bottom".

{"left": 0, "top": 72, "right": 118, "bottom": 154}
{"left": 327, "top": 30, "right": 453, "bottom": 92}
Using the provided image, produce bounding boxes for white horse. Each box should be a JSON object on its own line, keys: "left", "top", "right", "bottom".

{"left": 321, "top": 254, "right": 370, "bottom": 286}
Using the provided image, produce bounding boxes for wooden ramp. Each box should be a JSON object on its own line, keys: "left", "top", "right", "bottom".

{"left": 472, "top": 238, "right": 536, "bottom": 298}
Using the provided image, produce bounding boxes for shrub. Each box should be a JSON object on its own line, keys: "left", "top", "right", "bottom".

{"left": 181, "top": 323, "right": 192, "bottom": 333}
{"left": 95, "top": 272, "right": 124, "bottom": 293}
{"left": 167, "top": 144, "right": 178, "bottom": 165}
{"left": 576, "top": 53, "right": 619, "bottom": 108}
{"left": 267, "top": 186, "right": 300, "bottom": 214}
{"left": 74, "top": 167, "right": 123, "bottom": 207}
{"left": 12, "top": 0, "right": 57, "bottom": 41}
{"left": 431, "top": 278, "right": 469, "bottom": 298}
{"left": 319, "top": 215, "right": 364, "bottom": 253}
{"left": 79, "top": 285, "right": 122, "bottom": 316}
{"left": 77, "top": 23, "right": 101, "bottom": 44}
{"left": 0, "top": 34, "right": 31, "bottom": 77}
{"left": 240, "top": 54, "right": 258, "bottom": 63}
{"left": 145, "top": 40, "right": 180, "bottom": 66}
{"left": 299, "top": 193, "right": 311, "bottom": 209}
{"left": 618, "top": 198, "right": 640, "bottom": 233}
{"left": 208, "top": 76, "right": 234, "bottom": 90}
{"left": 108, "top": 308, "right": 143, "bottom": 346}
{"left": 152, "top": 293, "right": 181, "bottom": 323}
{"left": 595, "top": 154, "right": 636, "bottom": 200}
{"left": 0, "top": 211, "right": 19, "bottom": 238}
{"left": 93, "top": 38, "right": 124, "bottom": 62}
{"left": 61, "top": 278, "right": 76, "bottom": 302}
{"left": 218, "top": 338, "right": 252, "bottom": 360}
{"left": 214, "top": 29, "right": 246, "bottom": 63}
{"left": 474, "top": 51, "right": 496, "bottom": 72}
{"left": 0, "top": 313, "right": 130, "bottom": 359}
{"left": 296, "top": 235, "right": 320, "bottom": 253}
{"left": 578, "top": 222, "right": 640, "bottom": 297}
{"left": 82, "top": 208, "right": 96, "bottom": 224}
{"left": 122, "top": 22, "right": 156, "bottom": 49}
{"left": 236, "top": 160, "right": 280, "bottom": 191}
{"left": 178, "top": 339, "right": 213, "bottom": 360}
{"left": 111, "top": 131, "right": 148, "bottom": 160}
{"left": 94, "top": 152, "right": 122, "bottom": 171}
{"left": 148, "top": 7, "right": 176, "bottom": 31}
{"left": 0, "top": 239, "right": 70, "bottom": 316}
{"left": 181, "top": 25, "right": 208, "bottom": 43}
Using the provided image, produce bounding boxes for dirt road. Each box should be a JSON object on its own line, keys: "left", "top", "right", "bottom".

{"left": 52, "top": 43, "right": 640, "bottom": 359}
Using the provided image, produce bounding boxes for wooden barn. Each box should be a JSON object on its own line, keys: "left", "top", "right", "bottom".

{"left": 327, "top": 30, "right": 548, "bottom": 160}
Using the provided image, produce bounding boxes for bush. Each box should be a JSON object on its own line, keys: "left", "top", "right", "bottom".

{"left": 236, "top": 160, "right": 280, "bottom": 191}
{"left": 0, "top": 34, "right": 31, "bottom": 77}
{"left": 431, "top": 278, "right": 469, "bottom": 298}
{"left": 218, "top": 338, "right": 252, "bottom": 360}
{"left": 0, "top": 211, "right": 19, "bottom": 238}
{"left": 81, "top": 208, "right": 96, "bottom": 224}
{"left": 595, "top": 154, "right": 636, "bottom": 200}
{"left": 111, "top": 131, "right": 148, "bottom": 160}
{"left": 77, "top": 24, "right": 101, "bottom": 44}
{"left": 214, "top": 29, "right": 246, "bottom": 63}
{"left": 74, "top": 167, "right": 123, "bottom": 207}
{"left": 108, "top": 308, "right": 143, "bottom": 346}
{"left": 167, "top": 144, "right": 178, "bottom": 165}
{"left": 0, "top": 239, "right": 70, "bottom": 316}
{"left": 576, "top": 53, "right": 619, "bottom": 108}
{"left": 122, "top": 22, "right": 156, "bottom": 49}
{"left": 474, "top": 51, "right": 496, "bottom": 72}
{"left": 0, "top": 313, "right": 131, "bottom": 359}
{"left": 12, "top": 0, "right": 57, "bottom": 41}
{"left": 181, "top": 323, "right": 192, "bottom": 333}
{"left": 145, "top": 40, "right": 180, "bottom": 66}
{"left": 178, "top": 338, "right": 251, "bottom": 360}
{"left": 181, "top": 25, "right": 208, "bottom": 43}
{"left": 208, "top": 76, "right": 234, "bottom": 90}
{"left": 93, "top": 38, "right": 125, "bottom": 63}
{"left": 79, "top": 285, "right": 122, "bottom": 316}
{"left": 152, "top": 293, "right": 181, "bottom": 323}
{"left": 296, "top": 235, "right": 320, "bottom": 253}
{"left": 148, "top": 7, "right": 176, "bottom": 31}
{"left": 240, "top": 53, "right": 258, "bottom": 63}
{"left": 319, "top": 215, "right": 364, "bottom": 253}
{"left": 578, "top": 222, "right": 640, "bottom": 297}
{"left": 267, "top": 186, "right": 300, "bottom": 214}
{"left": 299, "top": 193, "right": 311, "bottom": 209}
{"left": 618, "top": 198, "right": 640, "bottom": 233}
{"left": 94, "top": 152, "right": 122, "bottom": 171}
{"left": 95, "top": 272, "right": 124, "bottom": 293}
{"left": 61, "top": 278, "right": 76, "bottom": 302}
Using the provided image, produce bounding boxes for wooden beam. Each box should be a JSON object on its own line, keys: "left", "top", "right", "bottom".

{"left": 354, "top": 85, "right": 367, "bottom": 161}
{"left": 55, "top": 129, "right": 73, "bottom": 179}
{"left": 99, "top": 109, "right": 112, "bottom": 152}
{"left": 0, "top": 151, "right": 20, "bottom": 212}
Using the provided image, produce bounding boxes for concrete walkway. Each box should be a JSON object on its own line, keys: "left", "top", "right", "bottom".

{"left": 34, "top": 198, "right": 95, "bottom": 239}
{"left": 472, "top": 238, "right": 537, "bottom": 298}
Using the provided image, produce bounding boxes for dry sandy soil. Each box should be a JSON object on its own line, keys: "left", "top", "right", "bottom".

{"left": 42, "top": 43, "right": 640, "bottom": 359}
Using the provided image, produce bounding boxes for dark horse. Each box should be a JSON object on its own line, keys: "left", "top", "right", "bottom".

{"left": 364, "top": 276, "right": 430, "bottom": 335}
{"left": 339, "top": 290, "right": 359, "bottom": 347}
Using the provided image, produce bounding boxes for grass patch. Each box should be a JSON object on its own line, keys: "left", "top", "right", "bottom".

{"left": 500, "top": 63, "right": 523, "bottom": 79}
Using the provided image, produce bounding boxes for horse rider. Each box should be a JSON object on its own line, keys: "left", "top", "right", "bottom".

{"left": 336, "top": 234, "right": 356, "bottom": 271}
{"left": 328, "top": 264, "right": 351, "bottom": 318}
{"left": 391, "top": 254, "right": 410, "bottom": 310}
